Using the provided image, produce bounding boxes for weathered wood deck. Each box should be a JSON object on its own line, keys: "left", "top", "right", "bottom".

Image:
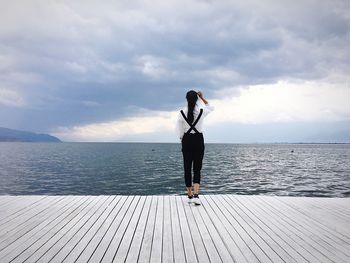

{"left": 0, "top": 195, "right": 349, "bottom": 263}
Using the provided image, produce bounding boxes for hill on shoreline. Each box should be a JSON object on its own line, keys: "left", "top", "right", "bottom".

{"left": 0, "top": 127, "right": 61, "bottom": 142}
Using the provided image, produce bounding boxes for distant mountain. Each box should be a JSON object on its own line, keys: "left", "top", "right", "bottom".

{"left": 0, "top": 127, "right": 62, "bottom": 142}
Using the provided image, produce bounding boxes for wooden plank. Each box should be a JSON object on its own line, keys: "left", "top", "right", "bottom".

{"left": 17, "top": 196, "right": 105, "bottom": 263}
{"left": 270, "top": 196, "right": 350, "bottom": 246}
{"left": 234, "top": 195, "right": 309, "bottom": 263}
{"left": 0, "top": 195, "right": 349, "bottom": 263}
{"left": 0, "top": 196, "right": 78, "bottom": 250}
{"left": 0, "top": 196, "right": 23, "bottom": 210}
{"left": 311, "top": 200, "right": 350, "bottom": 220}
{"left": 270, "top": 196, "right": 350, "bottom": 261}
{"left": 149, "top": 196, "right": 164, "bottom": 263}
{"left": 277, "top": 196, "right": 350, "bottom": 235}
{"left": 229, "top": 195, "right": 301, "bottom": 262}
{"left": 137, "top": 195, "right": 159, "bottom": 263}
{"left": 74, "top": 195, "right": 128, "bottom": 263}
{"left": 239, "top": 194, "right": 325, "bottom": 263}
{"left": 113, "top": 196, "right": 147, "bottom": 262}
{"left": 0, "top": 196, "right": 44, "bottom": 213}
{"left": 62, "top": 196, "right": 121, "bottom": 262}
{"left": 168, "top": 196, "right": 186, "bottom": 263}
{"left": 50, "top": 196, "right": 119, "bottom": 262}
{"left": 161, "top": 195, "right": 174, "bottom": 263}
{"left": 254, "top": 195, "right": 350, "bottom": 263}
{"left": 36, "top": 196, "right": 113, "bottom": 263}
{"left": 87, "top": 196, "right": 135, "bottom": 262}
{"left": 326, "top": 198, "right": 350, "bottom": 208}
{"left": 213, "top": 195, "right": 273, "bottom": 263}
{"left": 224, "top": 195, "right": 285, "bottom": 263}
{"left": 202, "top": 195, "right": 255, "bottom": 263}
{"left": 0, "top": 196, "right": 47, "bottom": 222}
{"left": 182, "top": 196, "right": 210, "bottom": 263}
{"left": 186, "top": 196, "right": 222, "bottom": 263}
{"left": 202, "top": 195, "right": 247, "bottom": 262}
{"left": 0, "top": 196, "right": 64, "bottom": 240}
{"left": 176, "top": 195, "right": 198, "bottom": 263}
{"left": 0, "top": 196, "right": 35, "bottom": 213}
{"left": 124, "top": 196, "right": 153, "bottom": 263}
{"left": 0, "top": 196, "right": 51, "bottom": 228}
{"left": 193, "top": 196, "right": 234, "bottom": 263}
{"left": 0, "top": 196, "right": 11, "bottom": 205}
{"left": 3, "top": 196, "right": 93, "bottom": 263}
{"left": 0, "top": 196, "right": 86, "bottom": 262}
{"left": 210, "top": 195, "right": 260, "bottom": 263}
{"left": 305, "top": 197, "right": 350, "bottom": 218}
{"left": 100, "top": 196, "right": 141, "bottom": 262}
{"left": 283, "top": 196, "right": 350, "bottom": 223}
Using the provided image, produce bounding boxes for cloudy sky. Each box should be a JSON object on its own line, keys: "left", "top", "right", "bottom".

{"left": 1, "top": 0, "right": 350, "bottom": 142}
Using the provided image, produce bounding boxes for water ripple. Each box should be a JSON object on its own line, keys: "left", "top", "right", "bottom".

{"left": 0, "top": 142, "right": 349, "bottom": 197}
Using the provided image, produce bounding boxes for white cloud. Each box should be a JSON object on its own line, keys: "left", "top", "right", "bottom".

{"left": 208, "top": 78, "right": 350, "bottom": 124}
{"left": 0, "top": 88, "right": 26, "bottom": 107}
{"left": 52, "top": 109, "right": 178, "bottom": 142}
{"left": 137, "top": 55, "right": 168, "bottom": 79}
{"left": 52, "top": 76, "right": 350, "bottom": 141}
{"left": 204, "top": 67, "right": 241, "bottom": 86}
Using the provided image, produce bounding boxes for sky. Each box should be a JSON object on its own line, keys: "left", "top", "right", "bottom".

{"left": 0, "top": 0, "right": 350, "bottom": 143}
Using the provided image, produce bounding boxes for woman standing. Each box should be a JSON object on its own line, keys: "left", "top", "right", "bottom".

{"left": 176, "top": 90, "right": 214, "bottom": 205}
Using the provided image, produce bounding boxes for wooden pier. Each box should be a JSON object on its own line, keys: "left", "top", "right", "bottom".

{"left": 0, "top": 195, "right": 349, "bottom": 262}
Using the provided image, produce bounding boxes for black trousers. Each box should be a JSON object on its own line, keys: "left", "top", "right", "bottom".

{"left": 181, "top": 133, "right": 205, "bottom": 187}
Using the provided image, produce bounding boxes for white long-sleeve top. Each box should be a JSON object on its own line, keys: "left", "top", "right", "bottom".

{"left": 176, "top": 103, "right": 214, "bottom": 140}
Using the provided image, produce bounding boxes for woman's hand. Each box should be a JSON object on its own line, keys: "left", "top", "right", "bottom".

{"left": 197, "top": 91, "right": 208, "bottom": 105}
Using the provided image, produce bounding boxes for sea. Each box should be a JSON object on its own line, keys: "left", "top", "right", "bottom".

{"left": 0, "top": 142, "right": 349, "bottom": 197}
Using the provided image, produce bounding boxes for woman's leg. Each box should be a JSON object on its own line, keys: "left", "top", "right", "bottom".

{"left": 183, "top": 152, "right": 192, "bottom": 188}
{"left": 187, "top": 187, "right": 193, "bottom": 196}
{"left": 193, "top": 183, "right": 199, "bottom": 195}
{"left": 182, "top": 135, "right": 193, "bottom": 193}
{"left": 193, "top": 134, "right": 205, "bottom": 194}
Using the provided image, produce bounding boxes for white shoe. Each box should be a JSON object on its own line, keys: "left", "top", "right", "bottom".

{"left": 193, "top": 194, "right": 201, "bottom": 205}
{"left": 187, "top": 194, "right": 193, "bottom": 204}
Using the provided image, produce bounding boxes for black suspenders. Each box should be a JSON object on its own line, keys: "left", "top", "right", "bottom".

{"left": 180, "top": 109, "right": 203, "bottom": 134}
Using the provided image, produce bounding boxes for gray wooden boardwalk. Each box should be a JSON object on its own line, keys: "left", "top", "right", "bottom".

{"left": 0, "top": 195, "right": 349, "bottom": 263}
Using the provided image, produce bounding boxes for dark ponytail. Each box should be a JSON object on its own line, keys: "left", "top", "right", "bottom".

{"left": 186, "top": 90, "right": 198, "bottom": 123}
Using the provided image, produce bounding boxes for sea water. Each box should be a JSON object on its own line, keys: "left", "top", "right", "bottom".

{"left": 0, "top": 142, "right": 349, "bottom": 197}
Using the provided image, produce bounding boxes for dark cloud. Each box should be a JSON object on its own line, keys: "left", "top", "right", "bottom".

{"left": 0, "top": 0, "right": 349, "bottom": 133}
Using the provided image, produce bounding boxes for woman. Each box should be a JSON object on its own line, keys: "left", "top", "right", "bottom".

{"left": 176, "top": 90, "right": 214, "bottom": 205}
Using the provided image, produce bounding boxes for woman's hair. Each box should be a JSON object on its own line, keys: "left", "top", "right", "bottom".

{"left": 186, "top": 90, "right": 198, "bottom": 123}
